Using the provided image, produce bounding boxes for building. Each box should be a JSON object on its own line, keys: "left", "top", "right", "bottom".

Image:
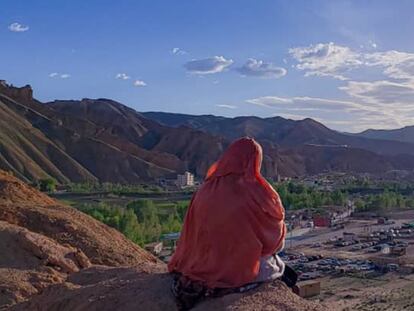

{"left": 400, "top": 264, "right": 414, "bottom": 274}
{"left": 176, "top": 171, "right": 194, "bottom": 188}
{"left": 343, "top": 232, "right": 357, "bottom": 242}
{"left": 380, "top": 244, "right": 391, "bottom": 255}
{"left": 390, "top": 246, "right": 407, "bottom": 256}
{"left": 293, "top": 280, "right": 321, "bottom": 298}
{"left": 313, "top": 215, "right": 331, "bottom": 227}
{"left": 161, "top": 232, "right": 181, "bottom": 248}
{"left": 144, "top": 242, "right": 163, "bottom": 256}
{"left": 312, "top": 204, "right": 354, "bottom": 228}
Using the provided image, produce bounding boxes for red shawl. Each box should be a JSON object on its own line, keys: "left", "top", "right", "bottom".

{"left": 168, "top": 137, "right": 286, "bottom": 288}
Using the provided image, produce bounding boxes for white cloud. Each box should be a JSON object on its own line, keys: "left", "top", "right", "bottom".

{"left": 237, "top": 58, "right": 287, "bottom": 79}
{"left": 184, "top": 56, "right": 234, "bottom": 74}
{"left": 246, "top": 95, "right": 366, "bottom": 113}
{"left": 133, "top": 80, "right": 147, "bottom": 87}
{"left": 339, "top": 80, "right": 414, "bottom": 105}
{"left": 8, "top": 22, "right": 29, "bottom": 32}
{"left": 49, "top": 73, "right": 70, "bottom": 79}
{"left": 172, "top": 47, "right": 187, "bottom": 55}
{"left": 115, "top": 74, "right": 146, "bottom": 87}
{"left": 289, "top": 42, "right": 362, "bottom": 80}
{"left": 216, "top": 104, "right": 237, "bottom": 109}
{"left": 364, "top": 50, "right": 414, "bottom": 82}
{"left": 115, "top": 73, "right": 130, "bottom": 80}
{"left": 290, "top": 42, "right": 414, "bottom": 83}
{"left": 245, "top": 94, "right": 410, "bottom": 132}
{"left": 286, "top": 42, "right": 414, "bottom": 130}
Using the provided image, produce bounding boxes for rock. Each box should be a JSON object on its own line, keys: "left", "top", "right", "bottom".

{"left": 11, "top": 267, "right": 326, "bottom": 311}
{"left": 0, "top": 221, "right": 86, "bottom": 308}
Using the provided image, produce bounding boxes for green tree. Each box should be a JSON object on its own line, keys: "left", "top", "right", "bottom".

{"left": 39, "top": 178, "right": 57, "bottom": 192}
{"left": 331, "top": 190, "right": 346, "bottom": 206}
{"left": 120, "top": 209, "right": 144, "bottom": 245}
{"left": 127, "top": 200, "right": 162, "bottom": 242}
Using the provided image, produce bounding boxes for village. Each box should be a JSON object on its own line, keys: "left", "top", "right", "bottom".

{"left": 277, "top": 205, "right": 414, "bottom": 305}
{"left": 144, "top": 199, "right": 414, "bottom": 303}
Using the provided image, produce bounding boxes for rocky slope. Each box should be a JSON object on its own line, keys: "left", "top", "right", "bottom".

{"left": 0, "top": 87, "right": 97, "bottom": 184}
{"left": 0, "top": 81, "right": 229, "bottom": 183}
{"left": 0, "top": 170, "right": 326, "bottom": 310}
{"left": 11, "top": 268, "right": 324, "bottom": 311}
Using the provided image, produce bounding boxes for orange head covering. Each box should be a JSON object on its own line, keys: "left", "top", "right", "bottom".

{"left": 168, "top": 137, "right": 286, "bottom": 288}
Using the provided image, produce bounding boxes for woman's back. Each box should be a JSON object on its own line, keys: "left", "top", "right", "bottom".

{"left": 168, "top": 138, "right": 286, "bottom": 288}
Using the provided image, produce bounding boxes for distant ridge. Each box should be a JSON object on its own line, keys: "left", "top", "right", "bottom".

{"left": 356, "top": 126, "right": 414, "bottom": 144}
{"left": 142, "top": 111, "right": 414, "bottom": 156}
{"left": 2, "top": 79, "right": 414, "bottom": 184}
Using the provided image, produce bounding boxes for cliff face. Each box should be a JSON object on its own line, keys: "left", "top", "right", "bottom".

{"left": 0, "top": 170, "right": 326, "bottom": 311}
{"left": 0, "top": 80, "right": 33, "bottom": 103}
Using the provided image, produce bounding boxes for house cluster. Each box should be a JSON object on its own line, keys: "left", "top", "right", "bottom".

{"left": 176, "top": 171, "right": 194, "bottom": 188}
{"left": 285, "top": 203, "right": 355, "bottom": 230}
{"left": 300, "top": 172, "right": 358, "bottom": 191}
{"left": 157, "top": 171, "right": 196, "bottom": 190}
{"left": 144, "top": 232, "right": 181, "bottom": 263}
{"left": 285, "top": 209, "right": 314, "bottom": 230}
{"left": 312, "top": 203, "right": 355, "bottom": 228}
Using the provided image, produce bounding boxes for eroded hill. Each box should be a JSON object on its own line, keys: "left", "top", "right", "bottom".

{"left": 3, "top": 80, "right": 414, "bottom": 184}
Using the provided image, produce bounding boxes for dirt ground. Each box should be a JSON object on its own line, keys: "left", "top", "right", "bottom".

{"left": 316, "top": 273, "right": 414, "bottom": 311}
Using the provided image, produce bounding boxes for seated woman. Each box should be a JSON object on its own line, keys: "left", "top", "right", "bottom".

{"left": 168, "top": 137, "right": 295, "bottom": 310}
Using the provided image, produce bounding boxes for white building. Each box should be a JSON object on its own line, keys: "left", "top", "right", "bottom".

{"left": 176, "top": 171, "right": 194, "bottom": 188}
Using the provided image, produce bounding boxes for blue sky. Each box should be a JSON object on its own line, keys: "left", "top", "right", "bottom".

{"left": 2, "top": 0, "right": 414, "bottom": 132}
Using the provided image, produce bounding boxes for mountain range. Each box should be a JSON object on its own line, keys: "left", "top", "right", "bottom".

{"left": 2, "top": 79, "right": 414, "bottom": 184}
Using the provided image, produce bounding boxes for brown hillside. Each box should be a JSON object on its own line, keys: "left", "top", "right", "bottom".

{"left": 0, "top": 170, "right": 159, "bottom": 268}
{"left": 48, "top": 98, "right": 227, "bottom": 178}
{"left": 0, "top": 94, "right": 97, "bottom": 184}
{"left": 0, "top": 81, "right": 226, "bottom": 183}
{"left": 0, "top": 170, "right": 162, "bottom": 309}
{"left": 0, "top": 171, "right": 55, "bottom": 205}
